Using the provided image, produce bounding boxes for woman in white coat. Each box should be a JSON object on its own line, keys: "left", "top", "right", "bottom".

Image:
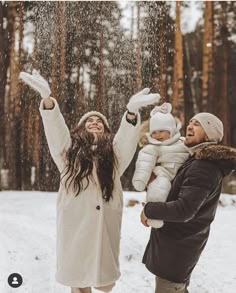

{"left": 19, "top": 70, "right": 160, "bottom": 293}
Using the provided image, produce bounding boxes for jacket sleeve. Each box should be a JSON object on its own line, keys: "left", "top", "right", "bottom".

{"left": 39, "top": 98, "right": 71, "bottom": 172}
{"left": 113, "top": 111, "right": 141, "bottom": 176}
{"left": 144, "top": 160, "right": 221, "bottom": 222}
{"left": 132, "top": 145, "right": 159, "bottom": 191}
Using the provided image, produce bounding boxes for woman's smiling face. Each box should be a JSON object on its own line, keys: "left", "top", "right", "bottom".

{"left": 85, "top": 115, "right": 105, "bottom": 134}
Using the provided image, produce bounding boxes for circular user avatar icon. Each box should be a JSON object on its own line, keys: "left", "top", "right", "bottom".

{"left": 8, "top": 273, "right": 23, "bottom": 288}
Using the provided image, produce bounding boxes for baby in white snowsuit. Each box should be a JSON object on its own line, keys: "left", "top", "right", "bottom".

{"left": 132, "top": 103, "right": 190, "bottom": 228}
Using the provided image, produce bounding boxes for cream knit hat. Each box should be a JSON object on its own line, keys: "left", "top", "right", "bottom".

{"left": 191, "top": 112, "right": 223, "bottom": 143}
{"left": 149, "top": 103, "right": 179, "bottom": 137}
{"left": 78, "top": 111, "right": 109, "bottom": 129}
{"left": 150, "top": 112, "right": 177, "bottom": 136}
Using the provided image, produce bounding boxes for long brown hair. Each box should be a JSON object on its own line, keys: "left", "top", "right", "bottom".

{"left": 139, "top": 119, "right": 150, "bottom": 147}
{"left": 62, "top": 119, "right": 117, "bottom": 202}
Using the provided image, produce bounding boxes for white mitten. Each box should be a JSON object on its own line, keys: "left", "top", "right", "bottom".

{"left": 147, "top": 218, "right": 164, "bottom": 229}
{"left": 19, "top": 69, "right": 51, "bottom": 99}
{"left": 127, "top": 88, "right": 161, "bottom": 114}
{"left": 132, "top": 179, "right": 146, "bottom": 192}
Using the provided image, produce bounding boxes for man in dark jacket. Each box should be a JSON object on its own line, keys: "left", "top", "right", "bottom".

{"left": 141, "top": 112, "right": 236, "bottom": 293}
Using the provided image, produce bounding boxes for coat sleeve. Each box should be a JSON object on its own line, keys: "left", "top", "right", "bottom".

{"left": 144, "top": 160, "right": 221, "bottom": 222}
{"left": 39, "top": 98, "right": 71, "bottom": 172}
{"left": 113, "top": 111, "right": 141, "bottom": 176}
{"left": 132, "top": 145, "right": 159, "bottom": 191}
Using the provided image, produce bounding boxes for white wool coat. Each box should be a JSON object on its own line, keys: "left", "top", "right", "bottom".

{"left": 39, "top": 99, "right": 140, "bottom": 288}
{"left": 132, "top": 135, "right": 190, "bottom": 203}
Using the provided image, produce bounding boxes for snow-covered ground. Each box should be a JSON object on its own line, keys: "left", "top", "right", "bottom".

{"left": 0, "top": 191, "right": 236, "bottom": 293}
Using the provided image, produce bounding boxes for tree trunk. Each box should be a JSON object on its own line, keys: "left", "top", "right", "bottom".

{"left": 202, "top": 1, "right": 214, "bottom": 112}
{"left": 95, "top": 16, "right": 104, "bottom": 112}
{"left": 208, "top": 2, "right": 214, "bottom": 114}
{"left": 75, "top": 12, "right": 83, "bottom": 117}
{"left": 136, "top": 2, "right": 142, "bottom": 90}
{"left": 0, "top": 1, "right": 16, "bottom": 188}
{"left": 51, "top": 2, "right": 60, "bottom": 101}
{"left": 6, "top": 2, "right": 21, "bottom": 189}
{"left": 31, "top": 15, "right": 40, "bottom": 190}
{"left": 158, "top": 4, "right": 167, "bottom": 100}
{"left": 0, "top": 3, "right": 6, "bottom": 177}
{"left": 219, "top": 2, "right": 229, "bottom": 145}
{"left": 172, "top": 1, "right": 184, "bottom": 126}
{"left": 60, "top": 1, "right": 66, "bottom": 103}
{"left": 183, "top": 37, "right": 195, "bottom": 126}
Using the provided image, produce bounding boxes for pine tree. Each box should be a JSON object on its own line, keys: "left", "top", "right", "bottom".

{"left": 0, "top": 3, "right": 6, "bottom": 180}
{"left": 202, "top": 1, "right": 214, "bottom": 112}
{"left": 172, "top": 1, "right": 184, "bottom": 126}
{"left": 136, "top": 2, "right": 142, "bottom": 90}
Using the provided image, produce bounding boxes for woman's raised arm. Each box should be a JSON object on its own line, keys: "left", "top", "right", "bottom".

{"left": 19, "top": 69, "right": 71, "bottom": 171}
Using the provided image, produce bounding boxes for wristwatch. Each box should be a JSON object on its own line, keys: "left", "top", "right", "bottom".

{"left": 126, "top": 110, "right": 137, "bottom": 126}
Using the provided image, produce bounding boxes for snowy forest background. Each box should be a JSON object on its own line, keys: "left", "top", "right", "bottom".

{"left": 0, "top": 1, "right": 236, "bottom": 192}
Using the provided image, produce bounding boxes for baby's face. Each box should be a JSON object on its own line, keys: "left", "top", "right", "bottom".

{"left": 151, "top": 130, "right": 170, "bottom": 141}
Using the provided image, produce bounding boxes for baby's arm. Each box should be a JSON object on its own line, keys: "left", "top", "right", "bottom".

{"left": 132, "top": 144, "right": 159, "bottom": 191}
{"left": 146, "top": 166, "right": 172, "bottom": 229}
{"left": 146, "top": 166, "right": 173, "bottom": 202}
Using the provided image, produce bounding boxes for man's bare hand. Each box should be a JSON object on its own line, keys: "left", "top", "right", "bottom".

{"left": 140, "top": 202, "right": 149, "bottom": 227}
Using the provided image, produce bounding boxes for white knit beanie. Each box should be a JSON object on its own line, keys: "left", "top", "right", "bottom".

{"left": 150, "top": 112, "right": 177, "bottom": 137}
{"left": 78, "top": 111, "right": 109, "bottom": 129}
{"left": 149, "top": 102, "right": 179, "bottom": 137}
{"left": 191, "top": 112, "right": 223, "bottom": 143}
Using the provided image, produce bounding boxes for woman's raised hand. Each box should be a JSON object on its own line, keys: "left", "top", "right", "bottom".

{"left": 19, "top": 69, "right": 51, "bottom": 99}
{"left": 126, "top": 88, "right": 161, "bottom": 114}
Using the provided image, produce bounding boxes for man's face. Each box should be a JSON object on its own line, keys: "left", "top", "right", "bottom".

{"left": 85, "top": 116, "right": 105, "bottom": 134}
{"left": 184, "top": 119, "right": 209, "bottom": 147}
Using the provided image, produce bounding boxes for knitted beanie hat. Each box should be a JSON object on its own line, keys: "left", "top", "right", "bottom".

{"left": 191, "top": 112, "right": 223, "bottom": 143}
{"left": 78, "top": 111, "right": 109, "bottom": 129}
{"left": 150, "top": 103, "right": 178, "bottom": 137}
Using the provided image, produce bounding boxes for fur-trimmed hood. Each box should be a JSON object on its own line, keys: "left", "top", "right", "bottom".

{"left": 195, "top": 144, "right": 236, "bottom": 160}
{"left": 195, "top": 144, "right": 236, "bottom": 176}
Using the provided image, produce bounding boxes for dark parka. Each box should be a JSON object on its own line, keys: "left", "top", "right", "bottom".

{"left": 143, "top": 144, "right": 236, "bottom": 283}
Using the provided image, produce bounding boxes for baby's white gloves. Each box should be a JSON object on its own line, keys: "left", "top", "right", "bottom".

{"left": 19, "top": 69, "right": 51, "bottom": 99}
{"left": 127, "top": 88, "right": 160, "bottom": 114}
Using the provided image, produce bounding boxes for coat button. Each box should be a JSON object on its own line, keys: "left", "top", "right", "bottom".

{"left": 96, "top": 205, "right": 100, "bottom": 210}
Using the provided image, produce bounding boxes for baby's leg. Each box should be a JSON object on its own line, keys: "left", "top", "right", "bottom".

{"left": 147, "top": 176, "right": 171, "bottom": 202}
{"left": 146, "top": 176, "right": 171, "bottom": 229}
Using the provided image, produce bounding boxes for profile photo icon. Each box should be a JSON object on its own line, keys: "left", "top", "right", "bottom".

{"left": 8, "top": 273, "right": 23, "bottom": 288}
